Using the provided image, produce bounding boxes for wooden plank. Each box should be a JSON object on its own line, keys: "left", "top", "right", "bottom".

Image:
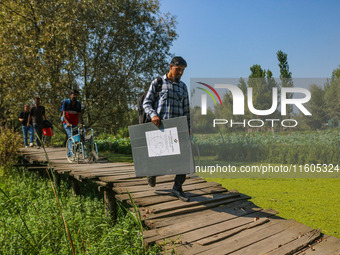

{"left": 56, "top": 162, "right": 120, "bottom": 169}
{"left": 52, "top": 160, "right": 133, "bottom": 167}
{"left": 113, "top": 175, "right": 201, "bottom": 187}
{"left": 71, "top": 166, "right": 135, "bottom": 173}
{"left": 173, "top": 218, "right": 298, "bottom": 255}
{"left": 265, "top": 229, "right": 322, "bottom": 255}
{"left": 72, "top": 167, "right": 135, "bottom": 174}
{"left": 140, "top": 194, "right": 250, "bottom": 220}
{"left": 143, "top": 202, "right": 257, "bottom": 241}
{"left": 72, "top": 172, "right": 137, "bottom": 180}
{"left": 70, "top": 168, "right": 135, "bottom": 174}
{"left": 231, "top": 221, "right": 315, "bottom": 254}
{"left": 69, "top": 170, "right": 135, "bottom": 180}
{"left": 197, "top": 217, "right": 270, "bottom": 246}
{"left": 52, "top": 164, "right": 134, "bottom": 176}
{"left": 132, "top": 186, "right": 227, "bottom": 207}
{"left": 54, "top": 164, "right": 134, "bottom": 172}
{"left": 144, "top": 208, "right": 271, "bottom": 246}
{"left": 144, "top": 200, "right": 259, "bottom": 229}
{"left": 115, "top": 182, "right": 224, "bottom": 202}
{"left": 95, "top": 180, "right": 109, "bottom": 188}
{"left": 153, "top": 209, "right": 277, "bottom": 246}
{"left": 101, "top": 177, "right": 144, "bottom": 183}
{"left": 113, "top": 178, "right": 207, "bottom": 194}
{"left": 71, "top": 169, "right": 135, "bottom": 175}
{"left": 98, "top": 174, "right": 199, "bottom": 184}
{"left": 99, "top": 176, "right": 142, "bottom": 183}
{"left": 98, "top": 174, "right": 138, "bottom": 180}
{"left": 141, "top": 192, "right": 240, "bottom": 214}
{"left": 300, "top": 235, "right": 340, "bottom": 255}
{"left": 171, "top": 219, "right": 275, "bottom": 254}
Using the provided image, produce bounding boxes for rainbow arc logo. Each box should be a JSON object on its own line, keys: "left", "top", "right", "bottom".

{"left": 197, "top": 82, "right": 222, "bottom": 106}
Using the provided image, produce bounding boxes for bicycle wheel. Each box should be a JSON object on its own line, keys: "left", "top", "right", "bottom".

{"left": 66, "top": 137, "right": 77, "bottom": 163}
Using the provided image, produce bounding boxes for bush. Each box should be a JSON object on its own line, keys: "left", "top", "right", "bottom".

{"left": 50, "top": 127, "right": 68, "bottom": 146}
{"left": 0, "top": 128, "right": 21, "bottom": 175}
{"left": 96, "top": 136, "right": 132, "bottom": 155}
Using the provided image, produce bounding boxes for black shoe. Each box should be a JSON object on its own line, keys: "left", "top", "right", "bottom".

{"left": 171, "top": 189, "right": 190, "bottom": 202}
{"left": 147, "top": 176, "right": 156, "bottom": 187}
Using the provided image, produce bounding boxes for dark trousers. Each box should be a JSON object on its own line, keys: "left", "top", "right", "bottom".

{"left": 173, "top": 174, "right": 186, "bottom": 192}
{"left": 33, "top": 124, "right": 43, "bottom": 146}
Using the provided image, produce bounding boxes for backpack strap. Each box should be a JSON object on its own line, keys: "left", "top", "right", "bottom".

{"left": 63, "top": 98, "right": 71, "bottom": 111}
{"left": 155, "top": 76, "right": 163, "bottom": 98}
{"left": 138, "top": 76, "right": 163, "bottom": 124}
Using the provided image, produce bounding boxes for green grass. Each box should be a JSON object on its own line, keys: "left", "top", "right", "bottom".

{"left": 197, "top": 157, "right": 340, "bottom": 238}
{"left": 204, "top": 177, "right": 340, "bottom": 238}
{"left": 0, "top": 169, "right": 159, "bottom": 254}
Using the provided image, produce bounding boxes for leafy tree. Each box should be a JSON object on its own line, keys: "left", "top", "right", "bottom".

{"left": 303, "top": 84, "right": 327, "bottom": 129}
{"left": 247, "top": 64, "right": 279, "bottom": 121}
{"left": 324, "top": 66, "right": 340, "bottom": 125}
{"left": 277, "top": 50, "right": 293, "bottom": 117}
{"left": 0, "top": 0, "right": 177, "bottom": 133}
{"left": 298, "top": 66, "right": 340, "bottom": 130}
{"left": 277, "top": 50, "right": 292, "bottom": 80}
{"left": 213, "top": 78, "right": 252, "bottom": 131}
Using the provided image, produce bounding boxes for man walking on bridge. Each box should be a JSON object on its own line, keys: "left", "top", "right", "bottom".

{"left": 143, "top": 56, "right": 191, "bottom": 202}
{"left": 27, "top": 97, "right": 46, "bottom": 149}
{"left": 19, "top": 104, "right": 34, "bottom": 148}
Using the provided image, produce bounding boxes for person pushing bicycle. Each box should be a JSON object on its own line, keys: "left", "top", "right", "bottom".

{"left": 62, "top": 89, "right": 83, "bottom": 157}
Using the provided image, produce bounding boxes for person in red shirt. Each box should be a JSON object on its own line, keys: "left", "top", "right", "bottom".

{"left": 62, "top": 90, "right": 83, "bottom": 156}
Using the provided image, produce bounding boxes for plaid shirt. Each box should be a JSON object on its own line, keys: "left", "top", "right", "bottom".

{"left": 143, "top": 74, "right": 190, "bottom": 129}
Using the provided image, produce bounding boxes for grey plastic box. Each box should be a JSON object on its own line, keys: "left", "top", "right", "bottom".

{"left": 128, "top": 116, "right": 195, "bottom": 177}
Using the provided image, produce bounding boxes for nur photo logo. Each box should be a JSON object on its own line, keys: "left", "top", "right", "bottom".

{"left": 192, "top": 78, "right": 318, "bottom": 129}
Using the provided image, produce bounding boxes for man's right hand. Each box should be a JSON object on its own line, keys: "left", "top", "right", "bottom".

{"left": 151, "top": 116, "right": 161, "bottom": 127}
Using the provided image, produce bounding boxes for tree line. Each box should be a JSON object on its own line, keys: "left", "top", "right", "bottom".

{"left": 300, "top": 68, "right": 340, "bottom": 129}
{"left": 2, "top": 1, "right": 338, "bottom": 134}
{"left": 0, "top": 0, "right": 176, "bottom": 133}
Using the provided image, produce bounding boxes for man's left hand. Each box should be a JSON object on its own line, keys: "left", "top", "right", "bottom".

{"left": 151, "top": 116, "right": 161, "bottom": 127}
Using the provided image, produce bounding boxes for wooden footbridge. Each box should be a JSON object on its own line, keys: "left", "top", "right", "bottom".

{"left": 18, "top": 147, "right": 340, "bottom": 255}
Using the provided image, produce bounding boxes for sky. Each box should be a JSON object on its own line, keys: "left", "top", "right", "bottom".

{"left": 159, "top": 0, "right": 340, "bottom": 86}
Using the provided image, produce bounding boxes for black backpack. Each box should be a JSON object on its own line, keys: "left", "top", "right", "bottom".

{"left": 137, "top": 77, "right": 163, "bottom": 124}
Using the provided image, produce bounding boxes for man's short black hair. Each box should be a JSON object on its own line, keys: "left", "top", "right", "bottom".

{"left": 70, "top": 89, "right": 79, "bottom": 95}
{"left": 171, "top": 56, "right": 187, "bottom": 67}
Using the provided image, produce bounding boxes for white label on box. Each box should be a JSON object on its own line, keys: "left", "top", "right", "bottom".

{"left": 145, "top": 127, "right": 181, "bottom": 157}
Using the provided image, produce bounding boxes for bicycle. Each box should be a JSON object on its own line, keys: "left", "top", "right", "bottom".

{"left": 66, "top": 126, "right": 99, "bottom": 163}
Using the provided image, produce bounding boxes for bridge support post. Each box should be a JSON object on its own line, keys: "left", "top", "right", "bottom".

{"left": 68, "top": 176, "right": 80, "bottom": 196}
{"left": 103, "top": 184, "right": 117, "bottom": 223}
{"left": 54, "top": 171, "right": 61, "bottom": 188}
